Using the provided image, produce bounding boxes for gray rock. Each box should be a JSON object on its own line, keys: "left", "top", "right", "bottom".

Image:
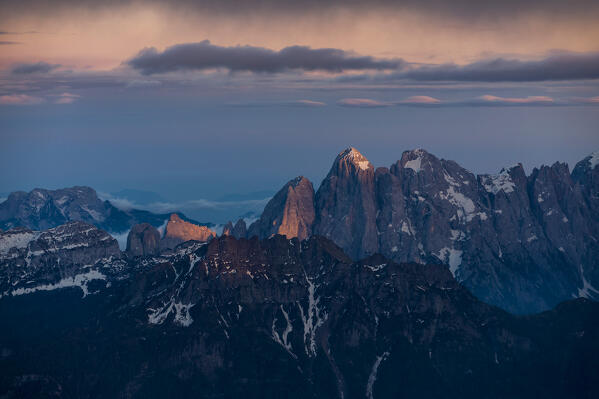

{"left": 313, "top": 148, "right": 378, "bottom": 259}
{"left": 252, "top": 147, "right": 599, "bottom": 314}
{"left": 126, "top": 223, "right": 161, "bottom": 257}
{"left": 222, "top": 219, "right": 247, "bottom": 239}
{"left": 0, "top": 221, "right": 121, "bottom": 297}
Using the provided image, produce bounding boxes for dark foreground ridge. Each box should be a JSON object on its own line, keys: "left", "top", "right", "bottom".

{"left": 0, "top": 224, "right": 597, "bottom": 398}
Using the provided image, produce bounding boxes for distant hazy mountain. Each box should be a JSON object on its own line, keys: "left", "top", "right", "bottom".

{"left": 246, "top": 148, "right": 599, "bottom": 314}
{"left": 1, "top": 226, "right": 597, "bottom": 398}
{"left": 0, "top": 186, "right": 209, "bottom": 233}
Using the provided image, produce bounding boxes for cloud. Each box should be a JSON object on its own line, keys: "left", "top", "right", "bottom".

{"left": 293, "top": 100, "right": 326, "bottom": 107}
{"left": 337, "top": 98, "right": 392, "bottom": 108}
{"left": 398, "top": 95, "right": 441, "bottom": 104}
{"left": 334, "top": 94, "right": 599, "bottom": 109}
{"left": 573, "top": 96, "right": 599, "bottom": 104}
{"left": 337, "top": 96, "right": 442, "bottom": 108}
{"left": 0, "top": 41, "right": 19, "bottom": 45}
{"left": 12, "top": 61, "right": 61, "bottom": 74}
{"left": 228, "top": 99, "right": 327, "bottom": 107}
{"left": 478, "top": 95, "right": 554, "bottom": 104}
{"left": 398, "top": 52, "right": 599, "bottom": 82}
{"left": 0, "top": 94, "right": 45, "bottom": 105}
{"left": 53, "top": 92, "right": 80, "bottom": 104}
{"left": 126, "top": 79, "right": 162, "bottom": 88}
{"left": 2, "top": 1, "right": 598, "bottom": 22}
{"left": 127, "top": 40, "right": 403, "bottom": 75}
{"left": 100, "top": 191, "right": 270, "bottom": 213}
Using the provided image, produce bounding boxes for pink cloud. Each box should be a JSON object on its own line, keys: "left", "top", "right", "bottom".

{"left": 479, "top": 95, "right": 554, "bottom": 104}
{"left": 337, "top": 98, "right": 390, "bottom": 108}
{"left": 54, "top": 92, "right": 80, "bottom": 104}
{"left": 295, "top": 100, "right": 326, "bottom": 107}
{"left": 0, "top": 94, "right": 44, "bottom": 105}
{"left": 399, "top": 95, "right": 441, "bottom": 104}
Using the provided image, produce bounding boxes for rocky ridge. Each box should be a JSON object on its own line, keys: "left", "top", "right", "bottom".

{"left": 0, "top": 230, "right": 597, "bottom": 398}
{"left": 0, "top": 221, "right": 122, "bottom": 298}
{"left": 246, "top": 147, "right": 599, "bottom": 314}
{"left": 0, "top": 186, "right": 207, "bottom": 234}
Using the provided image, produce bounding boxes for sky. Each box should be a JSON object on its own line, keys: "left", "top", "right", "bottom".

{"left": 1, "top": 0, "right": 598, "bottom": 222}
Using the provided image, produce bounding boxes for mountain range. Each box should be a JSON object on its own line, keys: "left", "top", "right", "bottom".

{"left": 1, "top": 149, "right": 597, "bottom": 314}
{"left": 1, "top": 148, "right": 598, "bottom": 397}
{"left": 0, "top": 221, "right": 597, "bottom": 398}
{"left": 0, "top": 186, "right": 210, "bottom": 234}
{"left": 242, "top": 148, "right": 599, "bottom": 314}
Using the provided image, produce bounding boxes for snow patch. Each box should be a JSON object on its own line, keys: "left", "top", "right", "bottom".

{"left": 481, "top": 170, "right": 516, "bottom": 194}
{"left": 436, "top": 247, "right": 463, "bottom": 276}
{"left": 297, "top": 273, "right": 327, "bottom": 357}
{"left": 173, "top": 302, "right": 195, "bottom": 327}
{"left": 404, "top": 157, "right": 422, "bottom": 173}
{"left": 527, "top": 234, "right": 538, "bottom": 243}
{"left": 0, "top": 231, "right": 38, "bottom": 255}
{"left": 8, "top": 270, "right": 106, "bottom": 298}
{"left": 578, "top": 264, "right": 599, "bottom": 299}
{"left": 439, "top": 186, "right": 478, "bottom": 223}
{"left": 366, "top": 351, "right": 390, "bottom": 399}
{"left": 357, "top": 161, "right": 371, "bottom": 171}
{"left": 537, "top": 194, "right": 544, "bottom": 203}
{"left": 401, "top": 220, "right": 414, "bottom": 235}
{"left": 272, "top": 305, "right": 296, "bottom": 358}
{"left": 364, "top": 264, "right": 387, "bottom": 272}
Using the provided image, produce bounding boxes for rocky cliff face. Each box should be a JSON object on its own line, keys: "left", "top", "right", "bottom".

{"left": 223, "top": 218, "right": 248, "bottom": 239}
{"left": 313, "top": 148, "right": 378, "bottom": 259}
{"left": 248, "top": 176, "right": 315, "bottom": 240}
{"left": 126, "top": 223, "right": 161, "bottom": 257}
{"left": 0, "top": 233, "right": 597, "bottom": 398}
{"left": 249, "top": 148, "right": 599, "bottom": 314}
{"left": 160, "top": 213, "right": 216, "bottom": 250}
{"left": 0, "top": 221, "right": 121, "bottom": 298}
{"left": 0, "top": 186, "right": 205, "bottom": 234}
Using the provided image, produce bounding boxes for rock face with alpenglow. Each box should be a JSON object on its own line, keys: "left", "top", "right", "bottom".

{"left": 126, "top": 223, "right": 161, "bottom": 257}
{"left": 250, "top": 147, "right": 599, "bottom": 314}
{"left": 313, "top": 148, "right": 378, "bottom": 259}
{"left": 160, "top": 213, "right": 216, "bottom": 249}
{"left": 0, "top": 221, "right": 121, "bottom": 298}
{"left": 248, "top": 176, "right": 315, "bottom": 240}
{"left": 1, "top": 233, "right": 598, "bottom": 398}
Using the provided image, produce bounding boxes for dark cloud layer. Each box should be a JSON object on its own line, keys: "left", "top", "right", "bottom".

{"left": 1, "top": 0, "right": 598, "bottom": 21}
{"left": 127, "top": 40, "right": 403, "bottom": 74}
{"left": 128, "top": 42, "right": 599, "bottom": 82}
{"left": 399, "top": 52, "right": 599, "bottom": 82}
{"left": 12, "top": 61, "right": 61, "bottom": 74}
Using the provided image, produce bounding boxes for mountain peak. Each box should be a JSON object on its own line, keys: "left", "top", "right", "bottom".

{"left": 399, "top": 148, "right": 436, "bottom": 173}
{"left": 169, "top": 213, "right": 183, "bottom": 222}
{"left": 289, "top": 175, "right": 311, "bottom": 188}
{"left": 248, "top": 176, "right": 315, "bottom": 241}
{"left": 334, "top": 147, "right": 372, "bottom": 172}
